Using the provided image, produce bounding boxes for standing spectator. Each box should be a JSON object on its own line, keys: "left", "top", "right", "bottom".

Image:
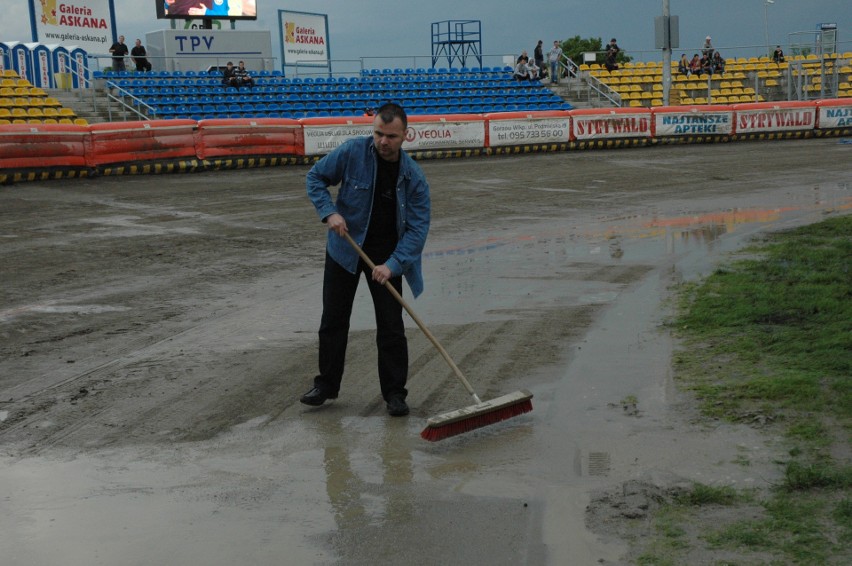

{"left": 702, "top": 36, "right": 714, "bottom": 58}
{"left": 604, "top": 38, "right": 620, "bottom": 72}
{"left": 109, "top": 35, "right": 128, "bottom": 72}
{"left": 547, "top": 40, "right": 563, "bottom": 84}
{"left": 773, "top": 45, "right": 785, "bottom": 63}
{"left": 130, "top": 39, "right": 152, "bottom": 72}
{"left": 678, "top": 53, "right": 691, "bottom": 77}
{"left": 233, "top": 61, "right": 255, "bottom": 89}
{"left": 302, "top": 103, "right": 431, "bottom": 417}
{"left": 533, "top": 40, "right": 545, "bottom": 77}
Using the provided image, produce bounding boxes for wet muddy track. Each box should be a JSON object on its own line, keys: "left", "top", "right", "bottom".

{"left": 1, "top": 138, "right": 850, "bottom": 565}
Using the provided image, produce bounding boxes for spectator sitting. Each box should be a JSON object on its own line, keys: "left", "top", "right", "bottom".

{"left": 604, "top": 38, "right": 620, "bottom": 72}
{"left": 678, "top": 53, "right": 691, "bottom": 77}
{"left": 688, "top": 54, "right": 702, "bottom": 77}
{"left": 700, "top": 54, "right": 712, "bottom": 76}
{"left": 527, "top": 58, "right": 541, "bottom": 81}
{"left": 222, "top": 61, "right": 239, "bottom": 88}
{"left": 711, "top": 52, "right": 726, "bottom": 75}
{"left": 234, "top": 61, "right": 255, "bottom": 89}
{"left": 773, "top": 45, "right": 785, "bottom": 63}
{"left": 513, "top": 57, "right": 531, "bottom": 81}
{"left": 130, "top": 39, "right": 152, "bottom": 72}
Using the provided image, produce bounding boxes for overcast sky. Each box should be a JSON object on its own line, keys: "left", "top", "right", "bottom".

{"left": 4, "top": 0, "right": 851, "bottom": 67}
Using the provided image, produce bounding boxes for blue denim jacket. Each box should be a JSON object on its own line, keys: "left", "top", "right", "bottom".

{"left": 307, "top": 136, "right": 431, "bottom": 297}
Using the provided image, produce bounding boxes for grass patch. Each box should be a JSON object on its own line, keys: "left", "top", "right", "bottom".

{"left": 647, "top": 215, "right": 852, "bottom": 564}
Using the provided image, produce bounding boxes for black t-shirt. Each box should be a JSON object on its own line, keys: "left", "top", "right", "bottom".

{"left": 363, "top": 155, "right": 399, "bottom": 262}
{"left": 110, "top": 42, "right": 128, "bottom": 57}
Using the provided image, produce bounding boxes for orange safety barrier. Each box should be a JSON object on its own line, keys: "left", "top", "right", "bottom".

{"left": 0, "top": 123, "right": 88, "bottom": 169}
{"left": 484, "top": 110, "right": 571, "bottom": 148}
{"left": 569, "top": 107, "right": 652, "bottom": 141}
{"left": 651, "top": 105, "right": 735, "bottom": 138}
{"left": 731, "top": 101, "right": 816, "bottom": 136}
{"left": 86, "top": 120, "right": 198, "bottom": 167}
{"left": 195, "top": 118, "right": 303, "bottom": 159}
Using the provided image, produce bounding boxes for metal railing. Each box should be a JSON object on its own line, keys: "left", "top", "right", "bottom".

{"left": 103, "top": 80, "right": 153, "bottom": 121}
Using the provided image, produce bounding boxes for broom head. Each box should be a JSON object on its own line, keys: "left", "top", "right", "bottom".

{"left": 420, "top": 389, "right": 533, "bottom": 442}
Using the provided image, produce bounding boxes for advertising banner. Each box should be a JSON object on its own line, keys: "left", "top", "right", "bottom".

{"left": 815, "top": 101, "right": 852, "bottom": 129}
{"left": 653, "top": 108, "right": 734, "bottom": 137}
{"left": 279, "top": 10, "right": 329, "bottom": 68}
{"left": 571, "top": 109, "right": 652, "bottom": 140}
{"left": 303, "top": 122, "right": 374, "bottom": 155}
{"left": 28, "top": 0, "right": 116, "bottom": 55}
{"left": 403, "top": 117, "right": 485, "bottom": 151}
{"left": 488, "top": 115, "right": 570, "bottom": 147}
{"left": 733, "top": 103, "right": 816, "bottom": 134}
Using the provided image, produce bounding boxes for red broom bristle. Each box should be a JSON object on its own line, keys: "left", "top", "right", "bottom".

{"left": 420, "top": 399, "right": 533, "bottom": 441}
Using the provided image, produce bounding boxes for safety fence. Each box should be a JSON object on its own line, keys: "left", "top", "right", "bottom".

{"left": 1, "top": 99, "right": 850, "bottom": 184}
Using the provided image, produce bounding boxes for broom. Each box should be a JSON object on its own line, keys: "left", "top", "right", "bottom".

{"left": 343, "top": 232, "right": 533, "bottom": 441}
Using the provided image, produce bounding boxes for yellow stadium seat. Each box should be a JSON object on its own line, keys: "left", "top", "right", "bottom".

{"left": 629, "top": 100, "right": 642, "bottom": 107}
{"left": 0, "top": 108, "right": 10, "bottom": 118}
{"left": 58, "top": 108, "right": 75, "bottom": 117}
{"left": 58, "top": 118, "right": 73, "bottom": 124}
{"left": 42, "top": 118, "right": 58, "bottom": 124}
{"left": 693, "top": 97, "right": 707, "bottom": 105}
{"left": 714, "top": 96, "right": 729, "bottom": 104}
{"left": 43, "top": 107, "right": 59, "bottom": 117}
{"left": 74, "top": 118, "right": 88, "bottom": 126}
{"left": 0, "top": 97, "right": 12, "bottom": 107}
{"left": 651, "top": 99, "right": 664, "bottom": 107}
{"left": 12, "top": 119, "right": 27, "bottom": 124}
{"left": 27, "top": 107, "right": 44, "bottom": 117}
{"left": 2, "top": 69, "right": 18, "bottom": 77}
{"left": 0, "top": 87, "right": 14, "bottom": 96}
{"left": 11, "top": 108, "right": 26, "bottom": 118}
{"left": 16, "top": 78, "right": 32, "bottom": 87}
{"left": 43, "top": 97, "right": 61, "bottom": 106}
{"left": 0, "top": 118, "right": 10, "bottom": 125}
{"left": 14, "top": 87, "right": 30, "bottom": 96}
{"left": 26, "top": 118, "right": 43, "bottom": 124}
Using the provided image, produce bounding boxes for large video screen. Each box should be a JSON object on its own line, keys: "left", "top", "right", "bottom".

{"left": 156, "top": 0, "right": 257, "bottom": 20}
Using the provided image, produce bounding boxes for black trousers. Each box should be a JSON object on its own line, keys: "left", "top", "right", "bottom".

{"left": 315, "top": 252, "right": 408, "bottom": 401}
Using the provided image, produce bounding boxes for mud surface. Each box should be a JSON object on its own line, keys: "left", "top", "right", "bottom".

{"left": 1, "top": 139, "right": 850, "bottom": 565}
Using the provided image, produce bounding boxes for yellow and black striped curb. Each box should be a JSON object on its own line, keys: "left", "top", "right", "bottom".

{"left": 97, "top": 159, "right": 202, "bottom": 176}
{"left": 0, "top": 168, "right": 89, "bottom": 185}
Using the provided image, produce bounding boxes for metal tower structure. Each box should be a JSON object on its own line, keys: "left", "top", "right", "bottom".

{"left": 431, "top": 20, "right": 482, "bottom": 69}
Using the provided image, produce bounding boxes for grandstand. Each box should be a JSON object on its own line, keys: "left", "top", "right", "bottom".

{"left": 93, "top": 66, "right": 573, "bottom": 121}
{"left": 579, "top": 52, "right": 852, "bottom": 107}
{"left": 0, "top": 70, "right": 87, "bottom": 126}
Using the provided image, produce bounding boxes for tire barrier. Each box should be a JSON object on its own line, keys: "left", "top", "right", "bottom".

{"left": 1, "top": 99, "right": 851, "bottom": 184}
{"left": 86, "top": 120, "right": 199, "bottom": 170}
{"left": 195, "top": 118, "right": 302, "bottom": 160}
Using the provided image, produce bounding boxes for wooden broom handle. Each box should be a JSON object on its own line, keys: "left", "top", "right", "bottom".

{"left": 342, "top": 231, "right": 481, "bottom": 402}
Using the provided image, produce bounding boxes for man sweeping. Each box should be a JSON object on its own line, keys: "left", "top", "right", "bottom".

{"left": 303, "top": 103, "right": 431, "bottom": 417}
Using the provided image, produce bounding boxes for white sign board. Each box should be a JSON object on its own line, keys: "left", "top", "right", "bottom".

{"left": 403, "top": 120, "right": 485, "bottom": 151}
{"left": 572, "top": 112, "right": 652, "bottom": 140}
{"left": 655, "top": 110, "right": 733, "bottom": 136}
{"left": 145, "top": 29, "right": 273, "bottom": 72}
{"left": 303, "top": 123, "right": 374, "bottom": 155}
{"left": 279, "top": 10, "right": 329, "bottom": 68}
{"left": 735, "top": 106, "right": 816, "bottom": 134}
{"left": 28, "top": 0, "right": 115, "bottom": 55}
{"left": 488, "top": 116, "right": 570, "bottom": 146}
{"left": 817, "top": 104, "right": 852, "bottom": 129}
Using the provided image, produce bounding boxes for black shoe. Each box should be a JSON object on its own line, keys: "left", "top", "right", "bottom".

{"left": 300, "top": 387, "right": 335, "bottom": 406}
{"left": 386, "top": 396, "right": 409, "bottom": 417}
